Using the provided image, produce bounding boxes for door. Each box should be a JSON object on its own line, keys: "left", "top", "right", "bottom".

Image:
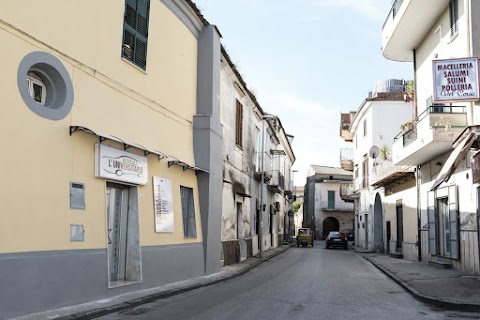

{"left": 107, "top": 183, "right": 129, "bottom": 283}
{"left": 396, "top": 201, "right": 404, "bottom": 252}
{"left": 328, "top": 191, "right": 335, "bottom": 209}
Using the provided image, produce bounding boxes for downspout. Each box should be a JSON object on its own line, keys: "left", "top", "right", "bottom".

{"left": 467, "top": 0, "right": 474, "bottom": 125}
{"left": 413, "top": 48, "right": 422, "bottom": 261}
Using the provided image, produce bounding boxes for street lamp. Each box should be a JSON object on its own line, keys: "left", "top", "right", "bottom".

{"left": 259, "top": 114, "right": 277, "bottom": 258}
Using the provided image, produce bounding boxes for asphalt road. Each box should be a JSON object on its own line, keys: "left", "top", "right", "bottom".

{"left": 96, "top": 241, "right": 480, "bottom": 320}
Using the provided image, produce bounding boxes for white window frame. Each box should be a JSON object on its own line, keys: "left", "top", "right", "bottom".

{"left": 26, "top": 73, "right": 46, "bottom": 105}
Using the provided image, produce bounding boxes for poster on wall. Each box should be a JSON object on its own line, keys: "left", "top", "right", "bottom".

{"left": 433, "top": 57, "right": 480, "bottom": 102}
{"left": 153, "top": 177, "right": 174, "bottom": 233}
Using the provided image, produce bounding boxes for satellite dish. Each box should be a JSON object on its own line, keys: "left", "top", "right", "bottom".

{"left": 369, "top": 145, "right": 379, "bottom": 159}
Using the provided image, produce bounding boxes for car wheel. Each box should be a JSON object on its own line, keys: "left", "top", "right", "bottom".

{"left": 302, "top": 243, "right": 306, "bottom": 247}
{"left": 325, "top": 245, "right": 329, "bottom": 249}
{"left": 344, "top": 245, "right": 348, "bottom": 250}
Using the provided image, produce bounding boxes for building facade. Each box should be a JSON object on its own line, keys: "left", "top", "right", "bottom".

{"left": 0, "top": 1, "right": 224, "bottom": 318}
{"left": 304, "top": 166, "right": 354, "bottom": 240}
{"left": 383, "top": 0, "right": 480, "bottom": 273}
{"left": 340, "top": 86, "right": 413, "bottom": 253}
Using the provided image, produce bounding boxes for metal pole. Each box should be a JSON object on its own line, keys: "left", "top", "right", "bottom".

{"left": 259, "top": 119, "right": 265, "bottom": 258}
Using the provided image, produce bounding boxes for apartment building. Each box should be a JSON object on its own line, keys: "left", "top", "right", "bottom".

{"left": 340, "top": 82, "right": 413, "bottom": 253}
{"left": 0, "top": 1, "right": 223, "bottom": 318}
{"left": 219, "top": 49, "right": 295, "bottom": 264}
{"left": 383, "top": 0, "right": 480, "bottom": 273}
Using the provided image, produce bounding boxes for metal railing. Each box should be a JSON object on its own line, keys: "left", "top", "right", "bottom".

{"left": 394, "top": 106, "right": 466, "bottom": 147}
{"left": 320, "top": 200, "right": 354, "bottom": 211}
{"left": 383, "top": 0, "right": 405, "bottom": 29}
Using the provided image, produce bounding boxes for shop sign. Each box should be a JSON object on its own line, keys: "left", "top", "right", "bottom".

{"left": 153, "top": 177, "right": 174, "bottom": 232}
{"left": 95, "top": 144, "right": 148, "bottom": 185}
{"left": 433, "top": 57, "right": 480, "bottom": 102}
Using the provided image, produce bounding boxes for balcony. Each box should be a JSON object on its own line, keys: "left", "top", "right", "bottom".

{"left": 340, "top": 148, "right": 353, "bottom": 171}
{"left": 392, "top": 106, "right": 467, "bottom": 166}
{"left": 340, "top": 112, "right": 355, "bottom": 142}
{"left": 320, "top": 200, "right": 354, "bottom": 212}
{"left": 340, "top": 183, "right": 358, "bottom": 202}
{"left": 268, "top": 170, "right": 284, "bottom": 193}
{"left": 382, "top": 0, "right": 449, "bottom": 61}
{"left": 353, "top": 176, "right": 367, "bottom": 192}
{"left": 370, "top": 161, "right": 415, "bottom": 193}
{"left": 284, "top": 179, "right": 293, "bottom": 196}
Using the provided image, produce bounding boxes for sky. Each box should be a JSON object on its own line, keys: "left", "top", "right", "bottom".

{"left": 194, "top": 0, "right": 413, "bottom": 186}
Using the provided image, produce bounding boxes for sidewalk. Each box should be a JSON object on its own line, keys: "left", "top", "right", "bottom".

{"left": 13, "top": 245, "right": 291, "bottom": 320}
{"left": 364, "top": 254, "right": 480, "bottom": 311}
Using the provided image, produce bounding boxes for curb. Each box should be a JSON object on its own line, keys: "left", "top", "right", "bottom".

{"left": 363, "top": 256, "right": 480, "bottom": 312}
{"left": 55, "top": 246, "right": 291, "bottom": 320}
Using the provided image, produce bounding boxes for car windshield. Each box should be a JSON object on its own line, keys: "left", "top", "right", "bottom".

{"left": 298, "top": 229, "right": 310, "bottom": 235}
{"left": 328, "top": 232, "right": 341, "bottom": 237}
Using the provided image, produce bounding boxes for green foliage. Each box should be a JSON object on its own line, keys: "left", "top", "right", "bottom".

{"left": 292, "top": 200, "right": 302, "bottom": 213}
{"left": 379, "top": 145, "right": 390, "bottom": 161}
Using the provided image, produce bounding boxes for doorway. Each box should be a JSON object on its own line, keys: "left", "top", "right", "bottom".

{"left": 106, "top": 182, "right": 141, "bottom": 287}
{"left": 323, "top": 217, "right": 339, "bottom": 239}
{"left": 396, "top": 200, "right": 404, "bottom": 252}
{"left": 373, "top": 193, "right": 384, "bottom": 252}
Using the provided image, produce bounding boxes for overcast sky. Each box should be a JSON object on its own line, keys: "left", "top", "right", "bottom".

{"left": 194, "top": 0, "right": 413, "bottom": 186}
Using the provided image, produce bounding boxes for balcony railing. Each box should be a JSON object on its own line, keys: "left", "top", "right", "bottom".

{"left": 340, "top": 183, "right": 357, "bottom": 202}
{"left": 268, "top": 170, "right": 284, "bottom": 193}
{"left": 353, "top": 176, "right": 367, "bottom": 192}
{"left": 394, "top": 106, "right": 467, "bottom": 147}
{"left": 383, "top": 0, "right": 405, "bottom": 30}
{"left": 340, "top": 148, "right": 353, "bottom": 171}
{"left": 370, "top": 161, "right": 410, "bottom": 185}
{"left": 320, "top": 200, "right": 354, "bottom": 211}
{"left": 392, "top": 106, "right": 467, "bottom": 166}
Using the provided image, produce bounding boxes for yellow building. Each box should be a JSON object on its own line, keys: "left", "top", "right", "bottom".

{"left": 0, "top": 1, "right": 223, "bottom": 318}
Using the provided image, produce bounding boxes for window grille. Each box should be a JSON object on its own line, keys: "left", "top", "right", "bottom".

{"left": 449, "top": 0, "right": 459, "bottom": 37}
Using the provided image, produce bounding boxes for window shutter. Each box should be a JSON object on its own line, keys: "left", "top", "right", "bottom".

{"left": 427, "top": 190, "right": 437, "bottom": 255}
{"left": 448, "top": 185, "right": 459, "bottom": 259}
{"left": 122, "top": 0, "right": 150, "bottom": 70}
{"left": 235, "top": 100, "right": 243, "bottom": 147}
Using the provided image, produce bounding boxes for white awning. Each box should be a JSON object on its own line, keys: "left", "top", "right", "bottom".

{"left": 430, "top": 131, "right": 477, "bottom": 191}
{"left": 70, "top": 125, "right": 209, "bottom": 174}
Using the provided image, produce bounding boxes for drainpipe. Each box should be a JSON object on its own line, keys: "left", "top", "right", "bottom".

{"left": 467, "top": 0, "right": 474, "bottom": 125}
{"left": 417, "top": 165, "right": 422, "bottom": 261}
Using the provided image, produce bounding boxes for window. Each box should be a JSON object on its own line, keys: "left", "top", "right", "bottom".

{"left": 449, "top": 0, "right": 459, "bottom": 37}
{"left": 363, "top": 119, "right": 367, "bottom": 137}
{"left": 122, "top": 0, "right": 150, "bottom": 70}
{"left": 328, "top": 191, "right": 335, "bottom": 209}
{"left": 26, "top": 73, "right": 46, "bottom": 105}
{"left": 235, "top": 100, "right": 243, "bottom": 147}
{"left": 180, "top": 186, "right": 196, "bottom": 238}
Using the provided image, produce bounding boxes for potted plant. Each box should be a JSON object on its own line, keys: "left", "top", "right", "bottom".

{"left": 379, "top": 145, "right": 390, "bottom": 161}
{"left": 400, "top": 121, "right": 413, "bottom": 133}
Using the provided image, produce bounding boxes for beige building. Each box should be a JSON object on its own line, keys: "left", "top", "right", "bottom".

{"left": 0, "top": 1, "right": 224, "bottom": 318}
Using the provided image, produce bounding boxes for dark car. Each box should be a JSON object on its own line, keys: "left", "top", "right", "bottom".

{"left": 325, "top": 231, "right": 348, "bottom": 250}
{"left": 346, "top": 230, "right": 354, "bottom": 241}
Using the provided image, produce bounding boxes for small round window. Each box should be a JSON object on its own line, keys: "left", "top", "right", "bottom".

{"left": 18, "top": 51, "right": 74, "bottom": 120}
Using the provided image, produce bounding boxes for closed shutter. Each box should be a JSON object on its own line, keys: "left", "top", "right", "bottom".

{"left": 122, "top": 0, "right": 150, "bottom": 69}
{"left": 427, "top": 190, "right": 437, "bottom": 255}
{"left": 448, "top": 185, "right": 459, "bottom": 259}
{"left": 235, "top": 100, "right": 243, "bottom": 147}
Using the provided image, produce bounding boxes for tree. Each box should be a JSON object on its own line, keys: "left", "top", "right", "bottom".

{"left": 292, "top": 200, "right": 302, "bottom": 213}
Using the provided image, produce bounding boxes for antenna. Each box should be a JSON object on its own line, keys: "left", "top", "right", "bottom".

{"left": 369, "top": 145, "right": 379, "bottom": 159}
{"left": 369, "top": 145, "right": 379, "bottom": 167}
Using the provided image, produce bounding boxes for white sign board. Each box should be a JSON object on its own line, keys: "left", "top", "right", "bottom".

{"left": 153, "top": 177, "right": 174, "bottom": 233}
{"left": 433, "top": 57, "right": 480, "bottom": 102}
{"left": 95, "top": 144, "right": 148, "bottom": 185}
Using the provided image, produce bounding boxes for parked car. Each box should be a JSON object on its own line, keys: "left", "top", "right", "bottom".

{"left": 346, "top": 229, "right": 354, "bottom": 241}
{"left": 325, "top": 231, "right": 348, "bottom": 250}
{"left": 296, "top": 228, "right": 314, "bottom": 247}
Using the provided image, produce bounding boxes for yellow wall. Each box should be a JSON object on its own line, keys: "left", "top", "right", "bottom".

{"left": 0, "top": 1, "right": 203, "bottom": 253}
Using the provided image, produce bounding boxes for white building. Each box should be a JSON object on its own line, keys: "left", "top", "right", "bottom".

{"left": 383, "top": 0, "right": 480, "bottom": 273}
{"left": 304, "top": 166, "right": 354, "bottom": 240}
{"left": 341, "top": 86, "right": 413, "bottom": 252}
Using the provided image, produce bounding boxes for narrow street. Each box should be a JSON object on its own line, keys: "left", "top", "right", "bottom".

{"left": 96, "top": 243, "right": 480, "bottom": 320}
